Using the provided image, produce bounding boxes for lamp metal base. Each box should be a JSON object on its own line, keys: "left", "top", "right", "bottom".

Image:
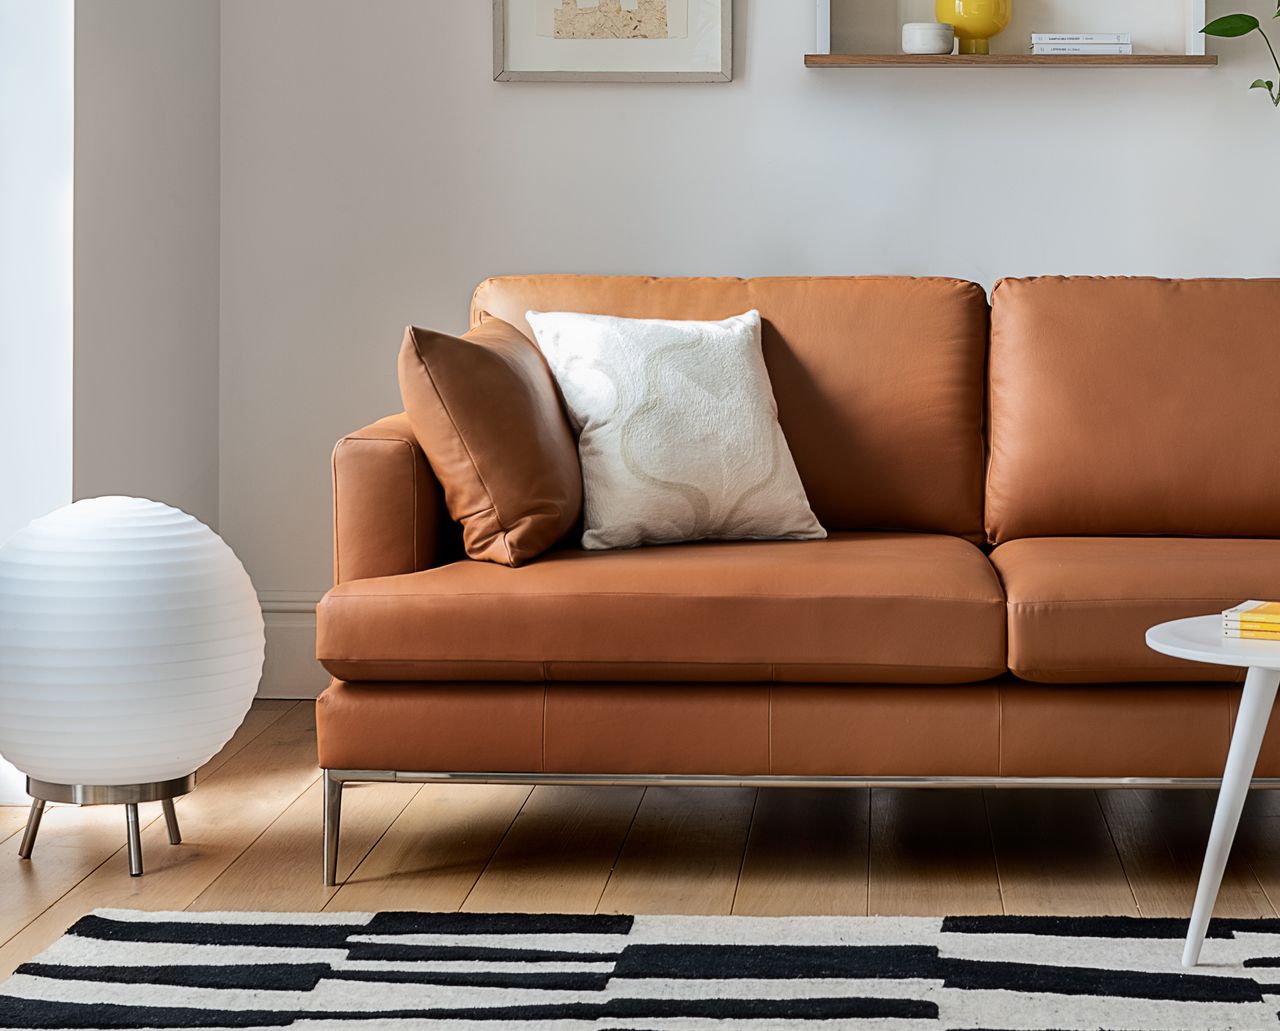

{"left": 19, "top": 774, "right": 195, "bottom": 876}
{"left": 25, "top": 774, "right": 196, "bottom": 806}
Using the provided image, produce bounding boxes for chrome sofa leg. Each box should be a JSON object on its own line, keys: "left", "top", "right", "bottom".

{"left": 18, "top": 799, "right": 44, "bottom": 859}
{"left": 125, "top": 803, "right": 143, "bottom": 876}
{"left": 162, "top": 797, "right": 182, "bottom": 845}
{"left": 323, "top": 770, "right": 342, "bottom": 887}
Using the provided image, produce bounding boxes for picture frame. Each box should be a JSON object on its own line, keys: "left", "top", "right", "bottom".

{"left": 494, "top": 0, "right": 733, "bottom": 83}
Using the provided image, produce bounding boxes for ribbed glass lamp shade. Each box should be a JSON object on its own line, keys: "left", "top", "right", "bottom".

{"left": 0, "top": 497, "right": 264, "bottom": 786}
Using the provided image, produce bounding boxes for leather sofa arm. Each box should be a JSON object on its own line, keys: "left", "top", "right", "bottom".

{"left": 331, "top": 413, "right": 444, "bottom": 584}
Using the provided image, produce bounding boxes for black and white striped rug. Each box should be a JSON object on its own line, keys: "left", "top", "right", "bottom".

{"left": 4, "top": 910, "right": 1280, "bottom": 1029}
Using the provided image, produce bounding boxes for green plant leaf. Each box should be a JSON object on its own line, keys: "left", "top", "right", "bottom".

{"left": 1251, "top": 78, "right": 1274, "bottom": 88}
{"left": 1202, "top": 13, "right": 1261, "bottom": 36}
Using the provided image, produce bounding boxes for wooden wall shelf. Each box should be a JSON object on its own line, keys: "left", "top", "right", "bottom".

{"left": 806, "top": 54, "right": 1218, "bottom": 68}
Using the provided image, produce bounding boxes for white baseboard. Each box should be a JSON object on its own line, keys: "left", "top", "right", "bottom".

{"left": 259, "top": 589, "right": 327, "bottom": 699}
{"left": 0, "top": 758, "right": 27, "bottom": 806}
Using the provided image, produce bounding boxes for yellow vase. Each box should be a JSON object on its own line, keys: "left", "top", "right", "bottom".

{"left": 935, "top": 0, "right": 1012, "bottom": 54}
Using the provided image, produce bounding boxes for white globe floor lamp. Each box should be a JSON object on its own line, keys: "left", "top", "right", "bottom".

{"left": 0, "top": 498, "right": 264, "bottom": 876}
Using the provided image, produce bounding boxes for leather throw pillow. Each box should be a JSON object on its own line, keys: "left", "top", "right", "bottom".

{"left": 398, "top": 319, "right": 582, "bottom": 566}
{"left": 525, "top": 309, "right": 825, "bottom": 551}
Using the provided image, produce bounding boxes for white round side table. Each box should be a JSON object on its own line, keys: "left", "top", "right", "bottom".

{"left": 1146, "top": 616, "right": 1280, "bottom": 967}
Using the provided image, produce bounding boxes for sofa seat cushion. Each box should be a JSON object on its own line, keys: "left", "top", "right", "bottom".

{"left": 992, "top": 537, "right": 1280, "bottom": 683}
{"left": 317, "top": 532, "right": 1007, "bottom": 684}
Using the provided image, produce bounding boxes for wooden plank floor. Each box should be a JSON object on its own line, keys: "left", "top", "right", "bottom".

{"left": 3, "top": 700, "right": 1280, "bottom": 978}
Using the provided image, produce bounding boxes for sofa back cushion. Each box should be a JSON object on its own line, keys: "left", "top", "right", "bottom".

{"left": 472, "top": 276, "right": 988, "bottom": 538}
{"left": 988, "top": 277, "right": 1280, "bottom": 543}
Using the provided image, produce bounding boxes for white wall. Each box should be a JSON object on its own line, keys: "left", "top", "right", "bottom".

{"left": 74, "top": 0, "right": 221, "bottom": 529}
{"left": 218, "top": 0, "right": 1280, "bottom": 697}
{"left": 0, "top": 0, "right": 74, "bottom": 803}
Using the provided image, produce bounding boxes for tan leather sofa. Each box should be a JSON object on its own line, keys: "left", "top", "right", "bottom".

{"left": 314, "top": 275, "right": 1280, "bottom": 885}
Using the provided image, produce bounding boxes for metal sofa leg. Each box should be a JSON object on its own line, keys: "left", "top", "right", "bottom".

{"left": 323, "top": 770, "right": 342, "bottom": 887}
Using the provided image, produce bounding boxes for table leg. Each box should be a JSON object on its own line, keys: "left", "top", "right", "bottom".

{"left": 1183, "top": 665, "right": 1280, "bottom": 967}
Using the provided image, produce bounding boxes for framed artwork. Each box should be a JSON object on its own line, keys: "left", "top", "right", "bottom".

{"left": 494, "top": 0, "right": 733, "bottom": 82}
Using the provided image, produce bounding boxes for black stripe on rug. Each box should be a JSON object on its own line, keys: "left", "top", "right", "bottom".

{"left": 364, "top": 912, "right": 634, "bottom": 935}
{"left": 14, "top": 963, "right": 331, "bottom": 991}
{"left": 0, "top": 995, "right": 939, "bottom": 1027}
{"left": 309, "top": 997, "right": 938, "bottom": 1022}
{"left": 612, "top": 943, "right": 938, "bottom": 979}
{"left": 941, "top": 959, "right": 1264, "bottom": 1003}
{"left": 0, "top": 998, "right": 294, "bottom": 1029}
{"left": 342, "top": 943, "right": 617, "bottom": 963}
{"left": 329, "top": 968, "right": 615, "bottom": 990}
{"left": 411, "top": 997, "right": 937, "bottom": 1021}
{"left": 66, "top": 915, "right": 363, "bottom": 948}
{"left": 942, "top": 915, "right": 1280, "bottom": 939}
{"left": 66, "top": 912, "right": 633, "bottom": 950}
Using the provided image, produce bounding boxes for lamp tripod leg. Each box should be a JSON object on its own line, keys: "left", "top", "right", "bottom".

{"left": 162, "top": 798, "right": 182, "bottom": 845}
{"left": 18, "top": 799, "right": 45, "bottom": 860}
{"left": 125, "top": 803, "right": 143, "bottom": 876}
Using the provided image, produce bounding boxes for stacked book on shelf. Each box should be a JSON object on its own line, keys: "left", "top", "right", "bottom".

{"left": 1032, "top": 33, "right": 1132, "bottom": 56}
{"left": 1224, "top": 601, "right": 1280, "bottom": 641}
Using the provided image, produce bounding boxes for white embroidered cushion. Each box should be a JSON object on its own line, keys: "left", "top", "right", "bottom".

{"left": 525, "top": 309, "right": 826, "bottom": 551}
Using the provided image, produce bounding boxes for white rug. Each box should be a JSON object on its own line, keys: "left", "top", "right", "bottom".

{"left": 2, "top": 909, "right": 1279, "bottom": 1029}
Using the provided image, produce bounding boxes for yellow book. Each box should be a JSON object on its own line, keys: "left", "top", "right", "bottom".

{"left": 1224, "top": 627, "right": 1280, "bottom": 641}
{"left": 1224, "top": 621, "right": 1280, "bottom": 634}
{"left": 1223, "top": 601, "right": 1280, "bottom": 625}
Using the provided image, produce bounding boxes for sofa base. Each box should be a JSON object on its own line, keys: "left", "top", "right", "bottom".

{"left": 316, "top": 677, "right": 1280, "bottom": 780}
{"left": 319, "top": 767, "right": 1280, "bottom": 886}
